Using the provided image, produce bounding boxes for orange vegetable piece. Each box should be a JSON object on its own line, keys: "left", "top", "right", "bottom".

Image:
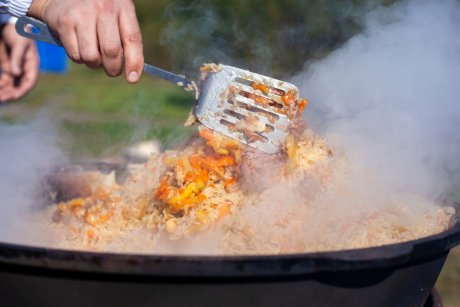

{"left": 155, "top": 177, "right": 171, "bottom": 200}
{"left": 84, "top": 206, "right": 115, "bottom": 226}
{"left": 281, "top": 93, "right": 296, "bottom": 105}
{"left": 254, "top": 95, "right": 271, "bottom": 106}
{"left": 224, "top": 177, "right": 236, "bottom": 190}
{"left": 97, "top": 209, "right": 115, "bottom": 224}
{"left": 298, "top": 98, "right": 308, "bottom": 115}
{"left": 251, "top": 82, "right": 270, "bottom": 94}
{"left": 199, "top": 128, "right": 214, "bottom": 142}
{"left": 217, "top": 156, "right": 235, "bottom": 167}
{"left": 86, "top": 229, "right": 95, "bottom": 239}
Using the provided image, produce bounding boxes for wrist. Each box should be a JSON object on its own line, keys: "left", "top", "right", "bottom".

{"left": 28, "top": 0, "right": 52, "bottom": 20}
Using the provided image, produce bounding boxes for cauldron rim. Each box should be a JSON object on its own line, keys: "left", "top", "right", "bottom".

{"left": 0, "top": 205, "right": 459, "bottom": 279}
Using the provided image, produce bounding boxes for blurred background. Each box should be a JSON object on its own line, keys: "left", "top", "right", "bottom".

{"left": 0, "top": 0, "right": 458, "bottom": 305}
{"left": 2, "top": 0, "right": 399, "bottom": 158}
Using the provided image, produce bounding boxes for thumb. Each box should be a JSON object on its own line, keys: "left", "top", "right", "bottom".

{"left": 10, "top": 42, "right": 27, "bottom": 76}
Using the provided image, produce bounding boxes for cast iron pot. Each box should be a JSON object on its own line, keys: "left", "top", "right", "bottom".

{"left": 0, "top": 206, "right": 458, "bottom": 307}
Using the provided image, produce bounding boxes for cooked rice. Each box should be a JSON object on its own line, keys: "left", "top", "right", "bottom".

{"left": 46, "top": 125, "right": 455, "bottom": 254}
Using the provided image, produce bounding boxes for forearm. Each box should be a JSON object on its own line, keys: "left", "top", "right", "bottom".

{"left": 0, "top": 0, "right": 33, "bottom": 17}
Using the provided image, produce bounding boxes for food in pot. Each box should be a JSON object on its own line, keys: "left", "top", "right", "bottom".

{"left": 45, "top": 67, "right": 455, "bottom": 255}
{"left": 47, "top": 121, "right": 454, "bottom": 254}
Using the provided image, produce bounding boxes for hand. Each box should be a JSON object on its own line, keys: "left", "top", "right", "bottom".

{"left": 0, "top": 23, "right": 39, "bottom": 103}
{"left": 0, "top": 41, "right": 14, "bottom": 102}
{"left": 28, "top": 0, "right": 144, "bottom": 83}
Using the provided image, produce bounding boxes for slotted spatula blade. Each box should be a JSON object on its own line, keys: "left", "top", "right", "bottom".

{"left": 196, "top": 65, "right": 300, "bottom": 154}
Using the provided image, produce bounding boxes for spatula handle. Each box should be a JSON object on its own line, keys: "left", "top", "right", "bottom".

{"left": 15, "top": 16, "right": 62, "bottom": 45}
{"left": 15, "top": 16, "right": 193, "bottom": 87}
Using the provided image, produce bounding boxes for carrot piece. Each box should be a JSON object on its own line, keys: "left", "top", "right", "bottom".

{"left": 281, "top": 93, "right": 295, "bottom": 105}
{"left": 199, "top": 128, "right": 214, "bottom": 142}
{"left": 217, "top": 156, "right": 235, "bottom": 167}
{"left": 97, "top": 209, "right": 114, "bottom": 224}
{"left": 189, "top": 155, "right": 203, "bottom": 168}
{"left": 251, "top": 82, "right": 270, "bottom": 94}
{"left": 155, "top": 177, "right": 171, "bottom": 200}
{"left": 298, "top": 98, "right": 308, "bottom": 115}
{"left": 224, "top": 177, "right": 236, "bottom": 190}
{"left": 86, "top": 229, "right": 95, "bottom": 239}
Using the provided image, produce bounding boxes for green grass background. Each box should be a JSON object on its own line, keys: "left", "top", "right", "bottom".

{"left": 1, "top": 64, "right": 196, "bottom": 157}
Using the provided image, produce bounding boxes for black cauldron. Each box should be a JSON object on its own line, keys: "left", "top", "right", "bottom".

{"left": 0, "top": 205, "right": 458, "bottom": 307}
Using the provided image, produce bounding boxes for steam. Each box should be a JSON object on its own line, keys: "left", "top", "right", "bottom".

{"left": 160, "top": 3, "right": 241, "bottom": 75}
{"left": 222, "top": 0, "right": 460, "bottom": 254}
{"left": 0, "top": 117, "right": 65, "bottom": 244}
{"left": 293, "top": 0, "right": 460, "bottom": 200}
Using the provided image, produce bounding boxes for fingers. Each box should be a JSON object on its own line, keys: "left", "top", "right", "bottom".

{"left": 55, "top": 18, "right": 81, "bottom": 63}
{"left": 0, "top": 54, "right": 10, "bottom": 89}
{"left": 0, "top": 43, "right": 14, "bottom": 102}
{"left": 0, "top": 38, "right": 39, "bottom": 102}
{"left": 11, "top": 43, "right": 40, "bottom": 100}
{"left": 9, "top": 40, "right": 27, "bottom": 76}
{"left": 0, "top": 24, "right": 38, "bottom": 102}
{"left": 119, "top": 2, "right": 143, "bottom": 83}
{"left": 0, "top": 71, "right": 16, "bottom": 102}
{"left": 36, "top": 0, "right": 143, "bottom": 82}
{"left": 97, "top": 14, "right": 123, "bottom": 77}
{"left": 0, "top": 74, "right": 14, "bottom": 100}
{"left": 76, "top": 20, "right": 101, "bottom": 69}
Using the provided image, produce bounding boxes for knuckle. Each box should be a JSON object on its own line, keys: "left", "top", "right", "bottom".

{"left": 125, "top": 31, "right": 142, "bottom": 45}
{"left": 80, "top": 48, "right": 100, "bottom": 63}
{"left": 57, "top": 14, "right": 73, "bottom": 28}
{"left": 102, "top": 43, "right": 120, "bottom": 59}
{"left": 96, "top": 0, "right": 112, "bottom": 11}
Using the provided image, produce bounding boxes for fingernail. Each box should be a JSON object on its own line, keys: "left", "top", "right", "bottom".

{"left": 128, "top": 71, "right": 139, "bottom": 83}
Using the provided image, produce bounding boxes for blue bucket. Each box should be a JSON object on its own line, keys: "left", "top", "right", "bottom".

{"left": 36, "top": 41, "right": 68, "bottom": 74}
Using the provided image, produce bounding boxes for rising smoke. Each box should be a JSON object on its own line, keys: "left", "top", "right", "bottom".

{"left": 293, "top": 0, "right": 460, "bottom": 200}
{"left": 0, "top": 117, "right": 65, "bottom": 244}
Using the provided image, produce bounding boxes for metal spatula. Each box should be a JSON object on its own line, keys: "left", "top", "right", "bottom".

{"left": 16, "top": 16, "right": 302, "bottom": 154}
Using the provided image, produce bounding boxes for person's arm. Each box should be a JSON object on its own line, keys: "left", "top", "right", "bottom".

{"left": 0, "top": 0, "right": 33, "bottom": 17}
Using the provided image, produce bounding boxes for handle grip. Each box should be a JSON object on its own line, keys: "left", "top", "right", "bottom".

{"left": 15, "top": 16, "right": 63, "bottom": 46}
